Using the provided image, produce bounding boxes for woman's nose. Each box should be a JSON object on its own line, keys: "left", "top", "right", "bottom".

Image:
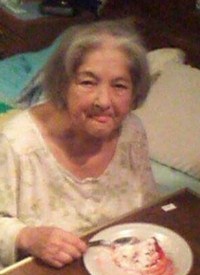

{"left": 94, "top": 85, "right": 112, "bottom": 109}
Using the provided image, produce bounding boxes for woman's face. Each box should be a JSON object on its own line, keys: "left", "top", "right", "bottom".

{"left": 65, "top": 42, "right": 134, "bottom": 139}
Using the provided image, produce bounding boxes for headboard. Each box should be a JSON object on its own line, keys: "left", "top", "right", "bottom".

{"left": 101, "top": 0, "right": 200, "bottom": 68}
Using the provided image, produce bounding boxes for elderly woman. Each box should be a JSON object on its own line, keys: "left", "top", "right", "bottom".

{"left": 0, "top": 19, "right": 157, "bottom": 269}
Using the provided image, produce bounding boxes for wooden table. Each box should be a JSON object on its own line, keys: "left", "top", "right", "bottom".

{"left": 1, "top": 188, "right": 200, "bottom": 275}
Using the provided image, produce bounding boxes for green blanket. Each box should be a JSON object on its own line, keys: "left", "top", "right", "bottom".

{"left": 0, "top": 34, "right": 61, "bottom": 104}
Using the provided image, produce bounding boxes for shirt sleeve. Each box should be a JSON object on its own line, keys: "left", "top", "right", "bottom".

{"left": 0, "top": 134, "right": 27, "bottom": 267}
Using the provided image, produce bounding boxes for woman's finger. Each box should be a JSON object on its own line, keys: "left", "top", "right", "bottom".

{"left": 43, "top": 251, "right": 73, "bottom": 268}
{"left": 62, "top": 232, "right": 87, "bottom": 252}
{"left": 54, "top": 251, "right": 73, "bottom": 266}
{"left": 61, "top": 242, "right": 82, "bottom": 259}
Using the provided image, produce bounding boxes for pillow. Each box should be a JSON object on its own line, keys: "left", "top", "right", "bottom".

{"left": 135, "top": 62, "right": 200, "bottom": 180}
{"left": 147, "top": 48, "right": 185, "bottom": 81}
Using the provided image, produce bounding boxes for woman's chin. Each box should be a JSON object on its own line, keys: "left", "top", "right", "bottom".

{"left": 76, "top": 119, "right": 121, "bottom": 140}
{"left": 88, "top": 129, "right": 114, "bottom": 139}
{"left": 85, "top": 124, "right": 117, "bottom": 140}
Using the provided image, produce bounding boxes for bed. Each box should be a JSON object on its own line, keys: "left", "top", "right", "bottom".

{"left": 0, "top": 0, "right": 200, "bottom": 197}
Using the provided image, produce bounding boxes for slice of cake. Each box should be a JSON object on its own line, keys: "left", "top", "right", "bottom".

{"left": 95, "top": 236, "right": 175, "bottom": 275}
{"left": 112, "top": 237, "right": 174, "bottom": 274}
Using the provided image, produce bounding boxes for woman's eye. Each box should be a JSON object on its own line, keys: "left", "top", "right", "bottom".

{"left": 80, "top": 80, "right": 96, "bottom": 86}
{"left": 114, "top": 83, "right": 129, "bottom": 90}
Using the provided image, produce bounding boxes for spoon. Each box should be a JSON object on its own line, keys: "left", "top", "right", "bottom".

{"left": 88, "top": 236, "right": 138, "bottom": 247}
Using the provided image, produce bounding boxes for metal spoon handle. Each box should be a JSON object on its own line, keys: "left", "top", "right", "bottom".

{"left": 88, "top": 239, "right": 111, "bottom": 247}
{"left": 88, "top": 236, "right": 133, "bottom": 247}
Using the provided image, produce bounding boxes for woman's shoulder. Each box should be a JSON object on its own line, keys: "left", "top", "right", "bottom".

{"left": 1, "top": 110, "right": 31, "bottom": 134}
{"left": 0, "top": 109, "right": 22, "bottom": 129}
{"left": 0, "top": 109, "right": 42, "bottom": 154}
{"left": 123, "top": 111, "right": 146, "bottom": 135}
{"left": 118, "top": 111, "right": 148, "bottom": 147}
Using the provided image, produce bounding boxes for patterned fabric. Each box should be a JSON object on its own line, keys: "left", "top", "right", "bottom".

{"left": 0, "top": 110, "right": 157, "bottom": 267}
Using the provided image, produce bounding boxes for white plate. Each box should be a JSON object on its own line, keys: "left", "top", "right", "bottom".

{"left": 83, "top": 223, "right": 193, "bottom": 275}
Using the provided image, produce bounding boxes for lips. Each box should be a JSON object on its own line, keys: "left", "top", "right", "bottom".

{"left": 88, "top": 112, "right": 113, "bottom": 123}
{"left": 93, "top": 115, "right": 112, "bottom": 123}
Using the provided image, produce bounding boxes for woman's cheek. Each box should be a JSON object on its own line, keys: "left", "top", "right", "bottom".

{"left": 115, "top": 97, "right": 132, "bottom": 114}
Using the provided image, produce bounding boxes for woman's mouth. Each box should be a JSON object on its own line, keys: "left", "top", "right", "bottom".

{"left": 92, "top": 115, "right": 112, "bottom": 123}
{"left": 88, "top": 113, "right": 113, "bottom": 123}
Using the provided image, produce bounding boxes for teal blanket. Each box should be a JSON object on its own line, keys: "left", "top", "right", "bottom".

{"left": 0, "top": 35, "right": 61, "bottom": 104}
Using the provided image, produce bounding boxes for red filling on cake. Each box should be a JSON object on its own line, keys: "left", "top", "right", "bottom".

{"left": 111, "top": 237, "right": 175, "bottom": 275}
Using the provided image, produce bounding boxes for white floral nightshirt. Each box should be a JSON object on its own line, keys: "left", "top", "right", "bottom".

{"left": 0, "top": 110, "right": 157, "bottom": 267}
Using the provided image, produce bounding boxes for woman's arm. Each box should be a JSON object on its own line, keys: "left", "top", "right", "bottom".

{"left": 0, "top": 134, "right": 87, "bottom": 268}
{"left": 0, "top": 134, "right": 27, "bottom": 266}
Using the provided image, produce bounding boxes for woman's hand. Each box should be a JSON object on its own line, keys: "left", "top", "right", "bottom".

{"left": 16, "top": 226, "right": 87, "bottom": 268}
